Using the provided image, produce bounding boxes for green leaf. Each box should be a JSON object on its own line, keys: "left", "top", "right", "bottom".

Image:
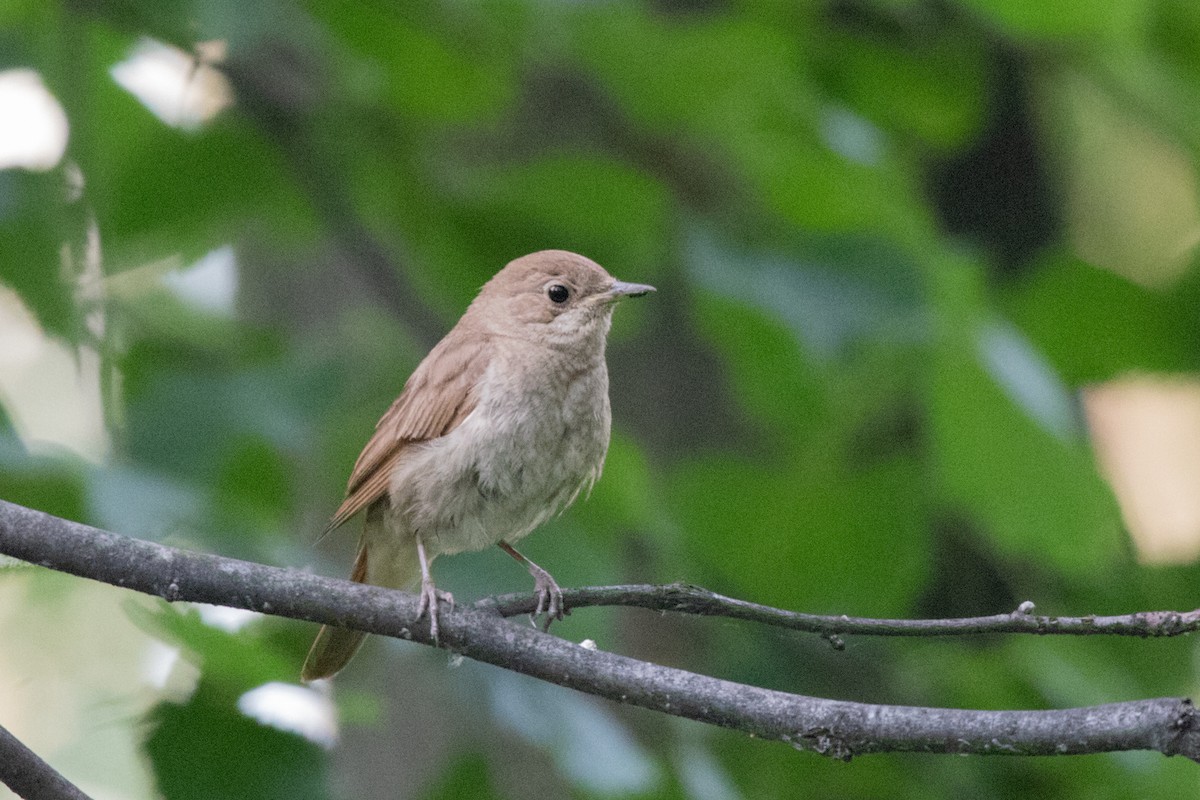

{"left": 421, "top": 754, "right": 495, "bottom": 800}
{"left": 927, "top": 253, "right": 1125, "bottom": 576}
{"left": 583, "top": 433, "right": 658, "bottom": 534}
{"left": 688, "top": 292, "right": 828, "bottom": 443}
{"left": 103, "top": 121, "right": 309, "bottom": 268}
{"left": 0, "top": 431, "right": 87, "bottom": 522}
{"left": 820, "top": 25, "right": 987, "bottom": 148}
{"left": 312, "top": 4, "right": 516, "bottom": 124}
{"left": 955, "top": 0, "right": 1147, "bottom": 41}
{"left": 575, "top": 10, "right": 817, "bottom": 138}
{"left": 127, "top": 603, "right": 296, "bottom": 686}
{"left": 145, "top": 680, "right": 328, "bottom": 800}
{"left": 1007, "top": 252, "right": 1200, "bottom": 381}
{"left": 670, "top": 453, "right": 928, "bottom": 615}
{"left": 0, "top": 169, "right": 76, "bottom": 337}
{"left": 574, "top": 8, "right": 934, "bottom": 238}
{"left": 452, "top": 152, "right": 671, "bottom": 274}
{"left": 686, "top": 229, "right": 927, "bottom": 360}
{"left": 489, "top": 671, "right": 661, "bottom": 795}
{"left": 928, "top": 319, "right": 1124, "bottom": 576}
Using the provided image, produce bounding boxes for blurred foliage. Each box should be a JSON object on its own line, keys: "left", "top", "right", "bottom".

{"left": 4, "top": 0, "right": 1200, "bottom": 798}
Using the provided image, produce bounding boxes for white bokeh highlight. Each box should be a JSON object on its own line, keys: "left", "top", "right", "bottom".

{"left": 111, "top": 38, "right": 233, "bottom": 130}
{"left": 0, "top": 68, "right": 69, "bottom": 171}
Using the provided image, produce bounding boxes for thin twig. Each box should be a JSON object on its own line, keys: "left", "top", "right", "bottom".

{"left": 1, "top": 499, "right": 1198, "bottom": 762}
{"left": 478, "top": 585, "right": 1200, "bottom": 647}
{"left": 0, "top": 721, "right": 93, "bottom": 800}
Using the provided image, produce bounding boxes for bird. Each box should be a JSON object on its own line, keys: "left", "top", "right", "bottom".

{"left": 301, "top": 250, "right": 654, "bottom": 681}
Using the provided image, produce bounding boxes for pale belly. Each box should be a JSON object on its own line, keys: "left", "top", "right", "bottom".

{"left": 385, "top": 367, "right": 610, "bottom": 557}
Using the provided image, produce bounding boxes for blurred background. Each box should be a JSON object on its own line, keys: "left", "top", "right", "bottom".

{"left": 3, "top": 0, "right": 1200, "bottom": 797}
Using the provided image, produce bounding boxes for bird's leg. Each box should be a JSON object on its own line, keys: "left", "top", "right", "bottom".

{"left": 415, "top": 534, "right": 454, "bottom": 644}
{"left": 498, "top": 541, "right": 564, "bottom": 631}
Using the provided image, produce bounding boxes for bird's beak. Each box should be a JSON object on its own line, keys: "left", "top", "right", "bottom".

{"left": 607, "top": 280, "right": 656, "bottom": 299}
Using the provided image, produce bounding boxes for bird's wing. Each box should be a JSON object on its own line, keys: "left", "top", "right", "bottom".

{"left": 324, "top": 329, "right": 489, "bottom": 533}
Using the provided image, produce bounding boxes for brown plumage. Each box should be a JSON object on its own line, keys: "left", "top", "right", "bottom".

{"left": 302, "top": 250, "right": 653, "bottom": 681}
{"left": 325, "top": 331, "right": 487, "bottom": 532}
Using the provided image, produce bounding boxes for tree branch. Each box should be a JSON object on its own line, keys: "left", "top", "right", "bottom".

{"left": 0, "top": 721, "right": 93, "bottom": 800}
{"left": 1, "top": 499, "right": 1198, "bottom": 762}
{"left": 480, "top": 587, "right": 1200, "bottom": 646}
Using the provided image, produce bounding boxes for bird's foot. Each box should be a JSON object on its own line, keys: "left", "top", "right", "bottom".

{"left": 496, "top": 541, "right": 566, "bottom": 632}
{"left": 417, "top": 578, "right": 455, "bottom": 645}
{"left": 528, "top": 563, "right": 565, "bottom": 632}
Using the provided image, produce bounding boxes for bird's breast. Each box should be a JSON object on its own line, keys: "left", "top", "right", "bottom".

{"left": 387, "top": 355, "right": 611, "bottom": 556}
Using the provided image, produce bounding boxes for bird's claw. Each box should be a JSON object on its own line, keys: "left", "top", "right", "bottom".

{"left": 417, "top": 579, "right": 455, "bottom": 645}
{"left": 528, "top": 565, "right": 565, "bottom": 632}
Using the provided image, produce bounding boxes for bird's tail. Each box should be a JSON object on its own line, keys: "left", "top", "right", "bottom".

{"left": 301, "top": 541, "right": 371, "bottom": 682}
{"left": 301, "top": 621, "right": 368, "bottom": 683}
{"left": 301, "top": 524, "right": 421, "bottom": 682}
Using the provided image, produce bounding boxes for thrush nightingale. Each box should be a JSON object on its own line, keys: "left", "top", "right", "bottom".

{"left": 302, "top": 250, "right": 654, "bottom": 680}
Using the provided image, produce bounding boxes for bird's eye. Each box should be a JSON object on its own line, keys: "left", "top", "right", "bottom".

{"left": 547, "top": 284, "right": 570, "bottom": 304}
